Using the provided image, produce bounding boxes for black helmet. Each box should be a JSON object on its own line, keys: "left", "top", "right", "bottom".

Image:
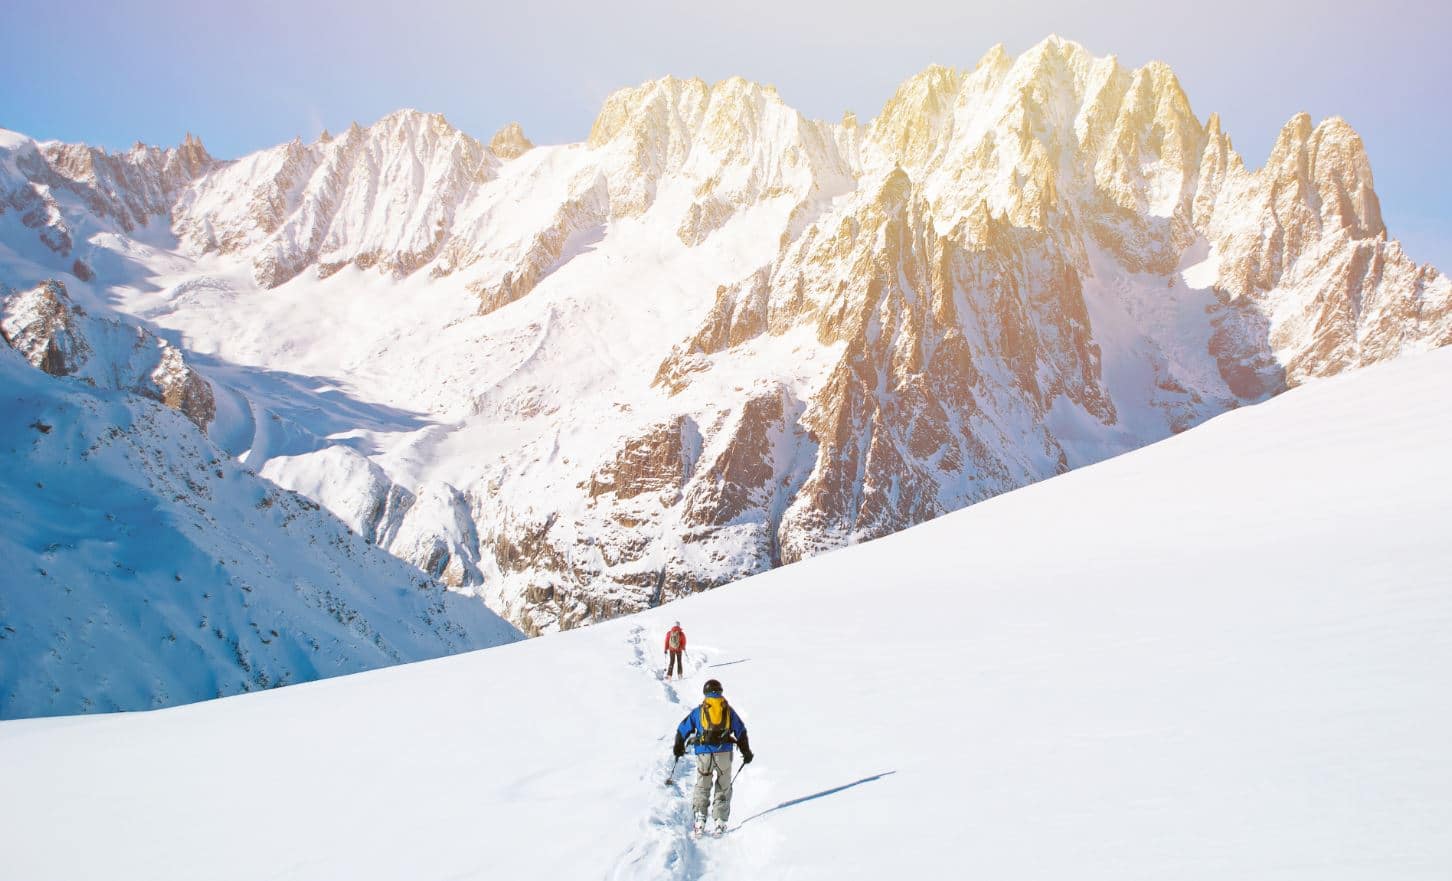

{"left": 703, "top": 679, "right": 723, "bottom": 695}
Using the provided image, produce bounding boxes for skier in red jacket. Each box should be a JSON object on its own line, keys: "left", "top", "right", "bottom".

{"left": 664, "top": 622, "right": 686, "bottom": 679}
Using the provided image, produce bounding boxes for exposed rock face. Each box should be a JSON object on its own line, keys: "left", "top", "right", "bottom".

{"left": 1192, "top": 112, "right": 1452, "bottom": 385}
{"left": 588, "top": 416, "right": 697, "bottom": 501}
{"left": 773, "top": 175, "right": 1107, "bottom": 560}
{"left": 483, "top": 390, "right": 811, "bottom": 636}
{"left": 150, "top": 347, "right": 217, "bottom": 431}
{"left": 679, "top": 386, "right": 804, "bottom": 560}
{"left": 489, "top": 122, "right": 534, "bottom": 160}
{"left": 172, "top": 111, "right": 498, "bottom": 287}
{"left": 0, "top": 130, "right": 217, "bottom": 261}
{"left": 43, "top": 132, "right": 216, "bottom": 232}
{"left": 1, "top": 280, "right": 215, "bottom": 430}
{"left": 654, "top": 269, "right": 773, "bottom": 392}
{"left": 2, "top": 37, "right": 1448, "bottom": 637}
{"left": 0, "top": 280, "right": 86, "bottom": 376}
{"left": 459, "top": 38, "right": 1448, "bottom": 632}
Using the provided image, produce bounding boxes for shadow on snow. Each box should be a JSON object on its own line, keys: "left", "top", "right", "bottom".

{"left": 734, "top": 771, "right": 897, "bottom": 829}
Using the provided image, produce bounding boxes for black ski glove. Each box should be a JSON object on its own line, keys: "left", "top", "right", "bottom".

{"left": 673, "top": 733, "right": 686, "bottom": 759}
{"left": 737, "top": 733, "right": 753, "bottom": 764}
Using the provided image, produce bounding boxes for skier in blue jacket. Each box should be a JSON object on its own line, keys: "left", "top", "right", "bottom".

{"left": 673, "top": 678, "right": 753, "bottom": 836}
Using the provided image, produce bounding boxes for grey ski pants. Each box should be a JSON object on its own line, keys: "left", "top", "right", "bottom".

{"left": 692, "top": 751, "right": 735, "bottom": 822}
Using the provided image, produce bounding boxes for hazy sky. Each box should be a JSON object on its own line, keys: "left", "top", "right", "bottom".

{"left": 3, "top": 0, "right": 1448, "bottom": 268}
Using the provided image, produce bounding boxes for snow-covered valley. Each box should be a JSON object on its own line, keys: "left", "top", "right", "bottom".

{"left": 3, "top": 34, "right": 1451, "bottom": 729}
{"left": 2, "top": 347, "right": 1448, "bottom": 879}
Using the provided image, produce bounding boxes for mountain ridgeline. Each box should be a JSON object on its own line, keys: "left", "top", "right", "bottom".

{"left": 2, "top": 36, "right": 1448, "bottom": 640}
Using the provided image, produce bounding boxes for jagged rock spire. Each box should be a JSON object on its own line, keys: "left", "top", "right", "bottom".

{"left": 489, "top": 121, "right": 534, "bottom": 159}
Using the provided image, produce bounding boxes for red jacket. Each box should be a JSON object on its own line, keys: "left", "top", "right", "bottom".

{"left": 664, "top": 626, "right": 686, "bottom": 653}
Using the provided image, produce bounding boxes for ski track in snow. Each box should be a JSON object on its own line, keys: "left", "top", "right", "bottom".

{"left": 611, "top": 624, "right": 704, "bottom": 880}
{"left": 611, "top": 625, "right": 771, "bottom": 881}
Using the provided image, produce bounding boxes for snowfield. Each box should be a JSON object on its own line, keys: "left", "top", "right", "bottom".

{"left": 1, "top": 344, "right": 1449, "bottom": 878}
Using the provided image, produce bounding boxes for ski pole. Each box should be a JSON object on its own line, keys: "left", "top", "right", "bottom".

{"left": 730, "top": 763, "right": 746, "bottom": 787}
{"left": 664, "top": 756, "right": 679, "bottom": 786}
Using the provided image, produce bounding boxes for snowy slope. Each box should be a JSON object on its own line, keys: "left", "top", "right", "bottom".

{"left": 2, "top": 348, "right": 1447, "bottom": 879}
{"left": 0, "top": 324, "right": 520, "bottom": 718}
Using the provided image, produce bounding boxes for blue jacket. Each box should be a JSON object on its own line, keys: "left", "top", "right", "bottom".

{"left": 677, "top": 703, "right": 748, "bottom": 755}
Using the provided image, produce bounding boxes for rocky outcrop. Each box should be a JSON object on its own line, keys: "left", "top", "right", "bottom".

{"left": 1192, "top": 113, "right": 1452, "bottom": 387}
{"left": 489, "top": 122, "right": 535, "bottom": 160}
{"left": 150, "top": 347, "right": 217, "bottom": 431}
{"left": 679, "top": 386, "right": 807, "bottom": 576}
{"left": 0, "top": 280, "right": 214, "bottom": 429}
{"left": 764, "top": 173, "right": 1109, "bottom": 560}
{"left": 653, "top": 268, "right": 771, "bottom": 393}
{"left": 588, "top": 416, "right": 698, "bottom": 501}
{"left": 0, "top": 130, "right": 216, "bottom": 263}
{"left": 482, "top": 389, "right": 810, "bottom": 635}
{"left": 43, "top": 132, "right": 216, "bottom": 232}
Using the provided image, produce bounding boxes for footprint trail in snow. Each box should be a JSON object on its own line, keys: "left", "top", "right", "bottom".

{"left": 612, "top": 624, "right": 784, "bottom": 880}
{"left": 607, "top": 624, "right": 709, "bottom": 880}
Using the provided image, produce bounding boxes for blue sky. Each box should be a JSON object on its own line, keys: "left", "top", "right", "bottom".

{"left": 3, "top": 0, "right": 1447, "bottom": 268}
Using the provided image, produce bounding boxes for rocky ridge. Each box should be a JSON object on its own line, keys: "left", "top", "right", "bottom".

{"left": 1, "top": 279, "right": 216, "bottom": 429}
{"left": 0, "top": 291, "right": 521, "bottom": 717}
{"left": 1, "top": 37, "right": 1448, "bottom": 637}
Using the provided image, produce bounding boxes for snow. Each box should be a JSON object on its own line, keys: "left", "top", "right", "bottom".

{"left": 0, "top": 335, "right": 520, "bottom": 718}
{"left": 2, "top": 347, "right": 1448, "bottom": 879}
{"left": 5, "top": 38, "right": 1446, "bottom": 634}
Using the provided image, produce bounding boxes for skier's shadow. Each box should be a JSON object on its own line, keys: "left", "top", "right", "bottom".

{"left": 733, "top": 771, "right": 897, "bottom": 828}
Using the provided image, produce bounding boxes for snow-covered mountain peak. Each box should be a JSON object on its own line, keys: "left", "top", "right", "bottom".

{"left": 584, "top": 74, "right": 818, "bottom": 167}
{"left": 972, "top": 41, "right": 1012, "bottom": 72}
{"left": 1, "top": 39, "right": 1446, "bottom": 639}
{"left": 866, "top": 64, "right": 964, "bottom": 171}
{"left": 1263, "top": 112, "right": 1384, "bottom": 239}
{"left": 0, "top": 127, "right": 218, "bottom": 261}
{"left": 172, "top": 107, "right": 497, "bottom": 285}
{"left": 586, "top": 74, "right": 710, "bottom": 151}
{"left": 367, "top": 108, "right": 477, "bottom": 149}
